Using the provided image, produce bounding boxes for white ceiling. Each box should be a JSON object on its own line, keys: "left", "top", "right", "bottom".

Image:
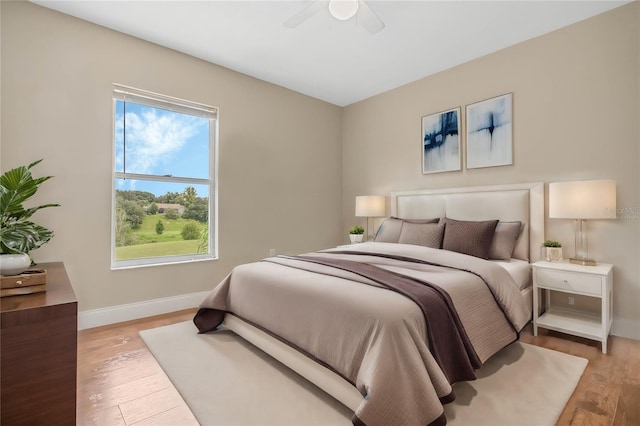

{"left": 31, "top": 0, "right": 629, "bottom": 106}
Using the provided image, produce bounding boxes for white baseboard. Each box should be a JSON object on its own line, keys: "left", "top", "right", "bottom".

{"left": 612, "top": 317, "right": 640, "bottom": 341}
{"left": 78, "top": 291, "right": 209, "bottom": 330}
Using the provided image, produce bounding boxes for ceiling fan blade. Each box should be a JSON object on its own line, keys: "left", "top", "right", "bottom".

{"left": 358, "top": 1, "right": 385, "bottom": 34}
{"left": 284, "top": 1, "right": 325, "bottom": 28}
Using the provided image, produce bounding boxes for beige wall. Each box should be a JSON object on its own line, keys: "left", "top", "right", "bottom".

{"left": 2, "top": 2, "right": 639, "bottom": 339}
{"left": 0, "top": 2, "right": 343, "bottom": 311}
{"left": 342, "top": 3, "right": 640, "bottom": 338}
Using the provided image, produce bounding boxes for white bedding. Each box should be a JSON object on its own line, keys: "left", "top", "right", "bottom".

{"left": 493, "top": 258, "right": 532, "bottom": 291}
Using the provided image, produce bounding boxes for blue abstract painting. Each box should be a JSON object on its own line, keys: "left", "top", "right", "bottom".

{"left": 466, "top": 93, "right": 513, "bottom": 169}
{"left": 422, "top": 107, "right": 461, "bottom": 174}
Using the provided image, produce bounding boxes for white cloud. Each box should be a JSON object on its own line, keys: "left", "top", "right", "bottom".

{"left": 116, "top": 108, "right": 205, "bottom": 175}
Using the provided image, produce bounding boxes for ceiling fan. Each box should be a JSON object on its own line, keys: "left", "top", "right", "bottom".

{"left": 284, "top": 0, "right": 385, "bottom": 34}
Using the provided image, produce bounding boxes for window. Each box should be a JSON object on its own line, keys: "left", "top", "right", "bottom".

{"left": 112, "top": 85, "right": 218, "bottom": 269}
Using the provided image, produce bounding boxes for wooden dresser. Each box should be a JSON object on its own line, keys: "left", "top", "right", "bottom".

{"left": 1, "top": 262, "right": 77, "bottom": 425}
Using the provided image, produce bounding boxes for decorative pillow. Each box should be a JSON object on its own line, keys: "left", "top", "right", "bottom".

{"left": 374, "top": 218, "right": 404, "bottom": 243}
{"left": 441, "top": 217, "right": 499, "bottom": 259}
{"left": 398, "top": 222, "right": 445, "bottom": 248}
{"left": 374, "top": 217, "right": 439, "bottom": 243}
{"left": 489, "top": 221, "right": 523, "bottom": 260}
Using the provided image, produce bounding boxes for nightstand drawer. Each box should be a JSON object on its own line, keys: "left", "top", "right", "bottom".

{"left": 535, "top": 269, "right": 602, "bottom": 296}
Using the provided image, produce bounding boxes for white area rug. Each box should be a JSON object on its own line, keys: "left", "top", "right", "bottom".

{"left": 140, "top": 321, "right": 587, "bottom": 426}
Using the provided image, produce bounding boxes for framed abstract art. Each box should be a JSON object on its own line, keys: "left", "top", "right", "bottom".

{"left": 466, "top": 93, "right": 513, "bottom": 169}
{"left": 421, "top": 107, "right": 461, "bottom": 174}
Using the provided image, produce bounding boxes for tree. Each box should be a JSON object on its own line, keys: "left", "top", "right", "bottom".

{"left": 196, "top": 226, "right": 208, "bottom": 253}
{"left": 182, "top": 197, "right": 208, "bottom": 223}
{"left": 116, "top": 190, "right": 155, "bottom": 204}
{"left": 120, "top": 199, "right": 145, "bottom": 229}
{"left": 155, "top": 191, "right": 184, "bottom": 205}
{"left": 183, "top": 186, "right": 197, "bottom": 208}
{"left": 181, "top": 221, "right": 200, "bottom": 240}
{"left": 155, "top": 220, "right": 164, "bottom": 235}
{"left": 147, "top": 202, "right": 158, "bottom": 215}
{"left": 114, "top": 204, "right": 134, "bottom": 246}
{"left": 165, "top": 208, "right": 180, "bottom": 220}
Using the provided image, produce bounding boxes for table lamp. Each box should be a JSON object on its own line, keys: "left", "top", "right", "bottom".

{"left": 548, "top": 179, "right": 616, "bottom": 266}
{"left": 355, "top": 196, "right": 385, "bottom": 241}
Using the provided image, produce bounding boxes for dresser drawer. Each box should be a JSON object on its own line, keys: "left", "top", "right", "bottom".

{"left": 535, "top": 269, "right": 602, "bottom": 296}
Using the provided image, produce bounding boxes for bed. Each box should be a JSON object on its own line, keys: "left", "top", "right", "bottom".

{"left": 194, "top": 182, "right": 544, "bottom": 426}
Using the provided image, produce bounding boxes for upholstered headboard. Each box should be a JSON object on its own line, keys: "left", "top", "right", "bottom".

{"left": 390, "top": 182, "right": 544, "bottom": 262}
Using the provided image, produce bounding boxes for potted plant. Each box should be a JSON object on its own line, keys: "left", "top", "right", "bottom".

{"left": 349, "top": 225, "right": 365, "bottom": 244}
{"left": 542, "top": 240, "right": 563, "bottom": 262}
{"left": 0, "top": 160, "right": 59, "bottom": 275}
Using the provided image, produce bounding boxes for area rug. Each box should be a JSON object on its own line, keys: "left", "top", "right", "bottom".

{"left": 140, "top": 321, "right": 587, "bottom": 426}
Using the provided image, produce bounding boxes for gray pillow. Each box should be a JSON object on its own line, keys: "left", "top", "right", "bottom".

{"left": 374, "top": 217, "right": 439, "bottom": 243}
{"left": 398, "top": 222, "right": 445, "bottom": 248}
{"left": 441, "top": 217, "right": 499, "bottom": 259}
{"left": 374, "top": 218, "right": 405, "bottom": 243}
{"left": 489, "top": 221, "right": 523, "bottom": 260}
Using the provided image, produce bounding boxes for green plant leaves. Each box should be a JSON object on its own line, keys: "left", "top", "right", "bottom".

{"left": 349, "top": 225, "right": 365, "bottom": 234}
{"left": 542, "top": 240, "right": 562, "bottom": 248}
{"left": 0, "top": 159, "right": 59, "bottom": 254}
{"left": 0, "top": 221, "right": 54, "bottom": 254}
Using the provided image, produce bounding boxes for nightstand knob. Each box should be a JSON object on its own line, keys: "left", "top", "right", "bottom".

{"left": 563, "top": 280, "right": 568, "bottom": 284}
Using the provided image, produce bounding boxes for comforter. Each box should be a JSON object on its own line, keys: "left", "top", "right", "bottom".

{"left": 194, "top": 242, "right": 530, "bottom": 426}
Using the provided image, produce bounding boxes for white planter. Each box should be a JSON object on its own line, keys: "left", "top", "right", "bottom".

{"left": 349, "top": 234, "right": 364, "bottom": 244}
{"left": 0, "top": 253, "right": 31, "bottom": 276}
{"left": 544, "top": 247, "right": 563, "bottom": 262}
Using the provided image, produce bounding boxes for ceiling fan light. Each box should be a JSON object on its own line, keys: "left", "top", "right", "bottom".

{"left": 328, "top": 0, "right": 359, "bottom": 21}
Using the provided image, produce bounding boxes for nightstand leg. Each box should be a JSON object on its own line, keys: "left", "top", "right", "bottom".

{"left": 533, "top": 285, "right": 539, "bottom": 336}
{"left": 602, "top": 291, "right": 608, "bottom": 355}
{"left": 544, "top": 289, "right": 550, "bottom": 311}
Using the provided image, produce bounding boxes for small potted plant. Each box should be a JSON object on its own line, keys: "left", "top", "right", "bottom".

{"left": 349, "top": 225, "right": 365, "bottom": 244}
{"left": 542, "top": 240, "right": 563, "bottom": 262}
{"left": 0, "top": 160, "right": 60, "bottom": 276}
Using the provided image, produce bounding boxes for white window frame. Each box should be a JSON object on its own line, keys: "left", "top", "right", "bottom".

{"left": 111, "top": 84, "right": 218, "bottom": 269}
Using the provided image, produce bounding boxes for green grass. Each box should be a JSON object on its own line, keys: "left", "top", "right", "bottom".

{"left": 115, "top": 213, "right": 206, "bottom": 260}
{"left": 135, "top": 214, "right": 196, "bottom": 243}
{"left": 115, "top": 240, "right": 201, "bottom": 260}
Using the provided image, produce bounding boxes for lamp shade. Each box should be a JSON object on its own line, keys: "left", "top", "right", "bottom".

{"left": 549, "top": 180, "right": 616, "bottom": 219}
{"left": 355, "top": 196, "right": 385, "bottom": 217}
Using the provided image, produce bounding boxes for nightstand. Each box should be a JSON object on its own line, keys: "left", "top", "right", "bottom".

{"left": 532, "top": 260, "right": 613, "bottom": 354}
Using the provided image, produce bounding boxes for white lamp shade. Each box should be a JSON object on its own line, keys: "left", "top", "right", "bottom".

{"left": 549, "top": 180, "right": 616, "bottom": 219}
{"left": 355, "top": 196, "right": 385, "bottom": 217}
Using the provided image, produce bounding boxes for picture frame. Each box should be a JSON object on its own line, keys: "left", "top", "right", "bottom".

{"left": 421, "top": 107, "right": 461, "bottom": 174}
{"left": 466, "top": 93, "right": 513, "bottom": 169}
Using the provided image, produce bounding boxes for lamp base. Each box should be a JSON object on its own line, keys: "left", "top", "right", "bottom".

{"left": 569, "top": 257, "right": 597, "bottom": 266}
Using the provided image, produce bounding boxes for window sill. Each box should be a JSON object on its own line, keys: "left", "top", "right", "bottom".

{"left": 111, "top": 254, "right": 218, "bottom": 271}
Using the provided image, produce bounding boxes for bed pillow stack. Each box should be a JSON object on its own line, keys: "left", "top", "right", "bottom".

{"left": 375, "top": 216, "right": 523, "bottom": 260}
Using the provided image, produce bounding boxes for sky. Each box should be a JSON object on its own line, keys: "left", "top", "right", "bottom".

{"left": 114, "top": 100, "right": 211, "bottom": 197}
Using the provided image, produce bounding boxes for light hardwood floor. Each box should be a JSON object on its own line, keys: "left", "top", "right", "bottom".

{"left": 77, "top": 309, "right": 199, "bottom": 426}
{"left": 78, "top": 309, "right": 640, "bottom": 426}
